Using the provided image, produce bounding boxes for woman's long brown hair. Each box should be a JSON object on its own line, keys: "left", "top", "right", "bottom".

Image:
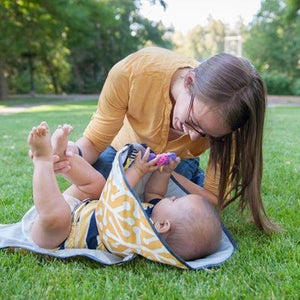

{"left": 193, "top": 53, "right": 278, "bottom": 232}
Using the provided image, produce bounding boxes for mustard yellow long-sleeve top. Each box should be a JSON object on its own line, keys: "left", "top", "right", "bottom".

{"left": 84, "top": 47, "right": 219, "bottom": 196}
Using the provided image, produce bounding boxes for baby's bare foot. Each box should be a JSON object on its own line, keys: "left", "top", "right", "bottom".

{"left": 51, "top": 124, "right": 73, "bottom": 158}
{"left": 27, "top": 121, "right": 52, "bottom": 159}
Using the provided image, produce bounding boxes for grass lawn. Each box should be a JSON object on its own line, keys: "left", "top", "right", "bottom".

{"left": 0, "top": 100, "right": 299, "bottom": 298}
{"left": 0, "top": 96, "right": 68, "bottom": 108}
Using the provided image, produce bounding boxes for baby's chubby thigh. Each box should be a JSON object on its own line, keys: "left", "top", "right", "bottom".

{"left": 31, "top": 193, "right": 80, "bottom": 249}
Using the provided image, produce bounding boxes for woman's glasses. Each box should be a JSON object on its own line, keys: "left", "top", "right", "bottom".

{"left": 184, "top": 94, "right": 226, "bottom": 141}
{"left": 184, "top": 94, "right": 207, "bottom": 138}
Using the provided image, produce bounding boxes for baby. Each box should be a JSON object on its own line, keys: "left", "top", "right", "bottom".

{"left": 126, "top": 150, "right": 222, "bottom": 260}
{"left": 28, "top": 121, "right": 221, "bottom": 260}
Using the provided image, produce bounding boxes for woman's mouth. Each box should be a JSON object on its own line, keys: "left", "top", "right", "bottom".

{"left": 182, "top": 124, "right": 188, "bottom": 133}
{"left": 179, "top": 121, "right": 188, "bottom": 133}
{"left": 178, "top": 121, "right": 183, "bottom": 131}
{"left": 173, "top": 118, "right": 188, "bottom": 134}
{"left": 174, "top": 118, "right": 182, "bottom": 131}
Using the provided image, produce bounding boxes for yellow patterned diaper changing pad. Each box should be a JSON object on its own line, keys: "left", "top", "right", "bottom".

{"left": 0, "top": 143, "right": 236, "bottom": 270}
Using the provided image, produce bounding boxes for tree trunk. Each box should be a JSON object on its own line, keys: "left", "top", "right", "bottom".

{"left": 44, "top": 56, "right": 59, "bottom": 94}
{"left": 0, "top": 60, "right": 7, "bottom": 100}
{"left": 28, "top": 55, "right": 35, "bottom": 96}
{"left": 71, "top": 54, "right": 84, "bottom": 93}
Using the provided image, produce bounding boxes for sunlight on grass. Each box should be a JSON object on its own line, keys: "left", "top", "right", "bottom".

{"left": 0, "top": 97, "right": 98, "bottom": 109}
{"left": 28, "top": 103, "right": 96, "bottom": 113}
{"left": 0, "top": 97, "right": 65, "bottom": 107}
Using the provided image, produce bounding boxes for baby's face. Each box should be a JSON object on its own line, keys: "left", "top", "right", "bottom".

{"left": 151, "top": 194, "right": 201, "bottom": 220}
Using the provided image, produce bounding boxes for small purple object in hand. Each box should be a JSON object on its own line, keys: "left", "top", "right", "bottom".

{"left": 147, "top": 152, "right": 177, "bottom": 166}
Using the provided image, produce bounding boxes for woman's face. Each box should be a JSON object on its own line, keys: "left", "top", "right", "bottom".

{"left": 172, "top": 89, "right": 232, "bottom": 141}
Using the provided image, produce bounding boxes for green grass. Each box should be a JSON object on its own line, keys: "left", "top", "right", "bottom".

{"left": 0, "top": 97, "right": 67, "bottom": 108}
{"left": 0, "top": 100, "right": 299, "bottom": 298}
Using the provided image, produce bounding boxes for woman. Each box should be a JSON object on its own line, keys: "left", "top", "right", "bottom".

{"left": 55, "top": 47, "right": 276, "bottom": 231}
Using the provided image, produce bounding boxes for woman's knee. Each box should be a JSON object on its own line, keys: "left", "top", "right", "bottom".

{"left": 175, "top": 158, "right": 199, "bottom": 179}
{"left": 92, "top": 146, "right": 117, "bottom": 179}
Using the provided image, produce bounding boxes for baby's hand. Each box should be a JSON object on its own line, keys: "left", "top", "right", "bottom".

{"left": 131, "top": 147, "right": 160, "bottom": 176}
{"left": 148, "top": 152, "right": 177, "bottom": 166}
{"left": 159, "top": 156, "right": 181, "bottom": 174}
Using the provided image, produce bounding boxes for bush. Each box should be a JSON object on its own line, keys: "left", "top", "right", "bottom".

{"left": 262, "top": 72, "right": 293, "bottom": 95}
{"left": 292, "top": 78, "right": 300, "bottom": 96}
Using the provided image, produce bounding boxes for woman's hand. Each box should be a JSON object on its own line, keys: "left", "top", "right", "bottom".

{"left": 53, "top": 155, "right": 71, "bottom": 174}
{"left": 29, "top": 141, "right": 78, "bottom": 174}
{"left": 53, "top": 141, "right": 79, "bottom": 173}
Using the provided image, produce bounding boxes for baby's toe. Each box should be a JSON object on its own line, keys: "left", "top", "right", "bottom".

{"left": 62, "top": 124, "right": 73, "bottom": 134}
{"left": 31, "top": 127, "right": 37, "bottom": 135}
{"left": 40, "top": 122, "right": 49, "bottom": 132}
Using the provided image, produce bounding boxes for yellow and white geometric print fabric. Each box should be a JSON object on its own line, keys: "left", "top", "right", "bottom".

{"left": 95, "top": 145, "right": 187, "bottom": 269}
{"left": 63, "top": 199, "right": 106, "bottom": 251}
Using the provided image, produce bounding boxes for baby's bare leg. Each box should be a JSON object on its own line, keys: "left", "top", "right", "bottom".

{"left": 28, "top": 122, "right": 72, "bottom": 249}
{"left": 51, "top": 123, "right": 105, "bottom": 200}
{"left": 51, "top": 124, "right": 73, "bottom": 159}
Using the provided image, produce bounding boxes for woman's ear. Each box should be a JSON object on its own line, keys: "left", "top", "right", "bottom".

{"left": 154, "top": 220, "right": 171, "bottom": 234}
{"left": 184, "top": 72, "right": 195, "bottom": 88}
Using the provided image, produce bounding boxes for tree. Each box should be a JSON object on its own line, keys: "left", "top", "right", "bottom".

{"left": 0, "top": 0, "right": 72, "bottom": 98}
{"left": 0, "top": 0, "right": 172, "bottom": 97}
{"left": 0, "top": 1, "right": 23, "bottom": 99}
{"left": 285, "top": 0, "right": 300, "bottom": 20}
{"left": 173, "top": 18, "right": 225, "bottom": 60}
{"left": 243, "top": 0, "right": 300, "bottom": 94}
{"left": 244, "top": 0, "right": 300, "bottom": 76}
{"left": 63, "top": 0, "right": 172, "bottom": 92}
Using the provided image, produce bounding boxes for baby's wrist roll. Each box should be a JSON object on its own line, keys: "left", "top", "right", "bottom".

{"left": 76, "top": 145, "right": 83, "bottom": 157}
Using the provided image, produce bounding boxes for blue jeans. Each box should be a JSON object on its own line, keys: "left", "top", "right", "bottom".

{"left": 92, "top": 146, "right": 117, "bottom": 180}
{"left": 174, "top": 157, "right": 205, "bottom": 187}
{"left": 93, "top": 146, "right": 205, "bottom": 187}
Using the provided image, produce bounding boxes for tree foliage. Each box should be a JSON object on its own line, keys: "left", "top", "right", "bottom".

{"left": 0, "top": 0, "right": 172, "bottom": 98}
{"left": 284, "top": 0, "right": 300, "bottom": 20}
{"left": 173, "top": 18, "right": 225, "bottom": 60}
{"left": 1, "top": 0, "right": 299, "bottom": 98}
{"left": 243, "top": 0, "right": 300, "bottom": 94}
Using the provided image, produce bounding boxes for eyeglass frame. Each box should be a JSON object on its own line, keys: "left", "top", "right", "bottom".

{"left": 184, "top": 93, "right": 227, "bottom": 141}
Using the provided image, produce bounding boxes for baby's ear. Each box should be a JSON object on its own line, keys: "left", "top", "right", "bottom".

{"left": 154, "top": 220, "right": 171, "bottom": 234}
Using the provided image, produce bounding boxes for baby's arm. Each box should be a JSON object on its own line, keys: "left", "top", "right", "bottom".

{"left": 144, "top": 157, "right": 180, "bottom": 202}
{"left": 172, "top": 172, "right": 218, "bottom": 206}
{"left": 63, "top": 154, "right": 105, "bottom": 200}
{"left": 125, "top": 148, "right": 159, "bottom": 188}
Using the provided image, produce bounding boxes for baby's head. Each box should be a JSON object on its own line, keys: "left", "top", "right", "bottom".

{"left": 151, "top": 194, "right": 222, "bottom": 261}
